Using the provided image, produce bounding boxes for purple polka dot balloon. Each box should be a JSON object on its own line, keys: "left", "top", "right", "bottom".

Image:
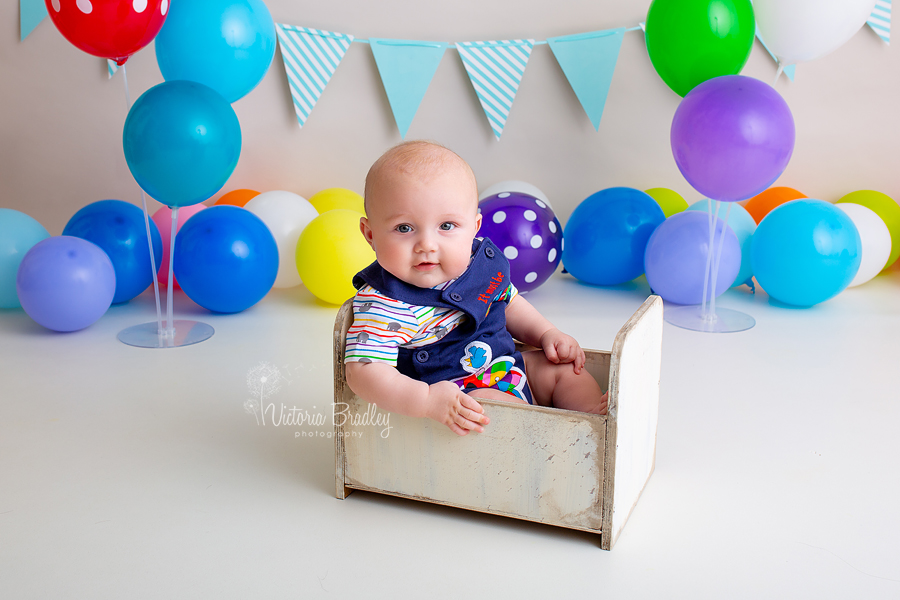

{"left": 478, "top": 192, "right": 563, "bottom": 292}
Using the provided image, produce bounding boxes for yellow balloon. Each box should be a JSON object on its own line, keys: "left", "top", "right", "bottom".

{"left": 296, "top": 209, "right": 374, "bottom": 305}
{"left": 645, "top": 187, "right": 689, "bottom": 218}
{"left": 309, "top": 187, "right": 365, "bottom": 215}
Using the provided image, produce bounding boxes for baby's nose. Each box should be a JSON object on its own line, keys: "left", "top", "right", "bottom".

{"left": 415, "top": 232, "right": 438, "bottom": 252}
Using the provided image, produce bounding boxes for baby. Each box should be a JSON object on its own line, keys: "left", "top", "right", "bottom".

{"left": 344, "top": 141, "right": 607, "bottom": 436}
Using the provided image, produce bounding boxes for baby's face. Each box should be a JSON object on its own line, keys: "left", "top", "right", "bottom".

{"left": 361, "top": 167, "right": 481, "bottom": 288}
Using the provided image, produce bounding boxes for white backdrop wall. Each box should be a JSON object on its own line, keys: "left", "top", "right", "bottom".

{"left": 1, "top": 0, "right": 898, "bottom": 235}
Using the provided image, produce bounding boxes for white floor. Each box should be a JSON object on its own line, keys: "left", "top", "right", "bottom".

{"left": 2, "top": 269, "right": 899, "bottom": 599}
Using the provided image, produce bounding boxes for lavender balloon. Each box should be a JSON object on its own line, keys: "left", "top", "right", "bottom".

{"left": 644, "top": 211, "right": 741, "bottom": 305}
{"left": 16, "top": 236, "right": 116, "bottom": 332}
{"left": 671, "top": 75, "right": 795, "bottom": 202}
{"left": 478, "top": 192, "right": 563, "bottom": 292}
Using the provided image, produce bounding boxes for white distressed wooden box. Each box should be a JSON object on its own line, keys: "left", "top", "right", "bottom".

{"left": 333, "top": 295, "right": 663, "bottom": 550}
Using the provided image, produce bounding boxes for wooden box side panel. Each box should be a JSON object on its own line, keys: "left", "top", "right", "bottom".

{"left": 342, "top": 397, "right": 607, "bottom": 531}
{"left": 334, "top": 299, "right": 355, "bottom": 499}
{"left": 603, "top": 295, "right": 663, "bottom": 549}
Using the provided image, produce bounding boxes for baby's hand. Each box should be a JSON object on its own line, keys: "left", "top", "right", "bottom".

{"left": 424, "top": 381, "right": 490, "bottom": 436}
{"left": 539, "top": 328, "right": 587, "bottom": 374}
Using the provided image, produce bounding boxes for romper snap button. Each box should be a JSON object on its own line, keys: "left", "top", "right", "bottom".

{"left": 449, "top": 292, "right": 463, "bottom": 302}
{"left": 415, "top": 350, "right": 429, "bottom": 363}
{"left": 485, "top": 246, "right": 495, "bottom": 258}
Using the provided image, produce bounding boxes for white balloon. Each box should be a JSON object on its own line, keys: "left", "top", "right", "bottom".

{"left": 479, "top": 180, "right": 551, "bottom": 206}
{"left": 754, "top": 0, "right": 877, "bottom": 65}
{"left": 835, "top": 203, "right": 891, "bottom": 287}
{"left": 244, "top": 191, "right": 319, "bottom": 289}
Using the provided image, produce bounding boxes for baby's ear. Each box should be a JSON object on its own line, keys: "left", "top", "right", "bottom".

{"left": 359, "top": 217, "right": 375, "bottom": 248}
{"left": 475, "top": 211, "right": 482, "bottom": 234}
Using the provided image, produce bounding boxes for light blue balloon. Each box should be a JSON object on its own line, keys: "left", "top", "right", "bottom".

{"left": 687, "top": 200, "right": 757, "bottom": 287}
{"left": 123, "top": 81, "right": 242, "bottom": 208}
{"left": 155, "top": 0, "right": 276, "bottom": 103}
{"left": 751, "top": 199, "right": 861, "bottom": 307}
{"left": 0, "top": 209, "right": 50, "bottom": 308}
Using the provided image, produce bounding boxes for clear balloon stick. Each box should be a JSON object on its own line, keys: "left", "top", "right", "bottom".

{"left": 700, "top": 199, "right": 716, "bottom": 319}
{"left": 166, "top": 206, "right": 178, "bottom": 345}
{"left": 708, "top": 202, "right": 733, "bottom": 323}
{"left": 123, "top": 64, "right": 163, "bottom": 342}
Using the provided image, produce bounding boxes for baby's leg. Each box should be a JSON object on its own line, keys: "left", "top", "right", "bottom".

{"left": 466, "top": 388, "right": 529, "bottom": 404}
{"left": 522, "top": 350, "right": 608, "bottom": 415}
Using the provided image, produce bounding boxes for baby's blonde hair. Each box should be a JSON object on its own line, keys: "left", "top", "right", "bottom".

{"left": 364, "top": 140, "right": 477, "bottom": 213}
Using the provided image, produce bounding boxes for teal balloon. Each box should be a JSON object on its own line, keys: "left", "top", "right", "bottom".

{"left": 751, "top": 199, "right": 861, "bottom": 307}
{"left": 0, "top": 209, "right": 50, "bottom": 308}
{"left": 155, "top": 0, "right": 276, "bottom": 103}
{"left": 687, "top": 200, "right": 756, "bottom": 287}
{"left": 123, "top": 81, "right": 242, "bottom": 208}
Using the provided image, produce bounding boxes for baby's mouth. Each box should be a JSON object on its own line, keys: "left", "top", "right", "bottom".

{"left": 414, "top": 262, "right": 438, "bottom": 271}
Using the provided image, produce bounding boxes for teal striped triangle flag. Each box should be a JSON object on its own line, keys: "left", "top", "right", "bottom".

{"left": 370, "top": 39, "right": 448, "bottom": 138}
{"left": 868, "top": 0, "right": 891, "bottom": 44}
{"left": 548, "top": 28, "right": 625, "bottom": 131}
{"left": 755, "top": 26, "right": 796, "bottom": 82}
{"left": 108, "top": 59, "right": 119, "bottom": 79}
{"left": 276, "top": 25, "right": 354, "bottom": 128}
{"left": 456, "top": 39, "right": 535, "bottom": 140}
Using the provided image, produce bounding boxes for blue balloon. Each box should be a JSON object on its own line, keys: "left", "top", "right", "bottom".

{"left": 687, "top": 199, "right": 757, "bottom": 287}
{"left": 645, "top": 211, "right": 741, "bottom": 305}
{"left": 123, "top": 81, "right": 242, "bottom": 208}
{"left": 173, "top": 206, "right": 278, "bottom": 314}
{"left": 17, "top": 236, "right": 116, "bottom": 332}
{"left": 563, "top": 187, "right": 665, "bottom": 285}
{"left": 751, "top": 199, "right": 861, "bottom": 307}
{"left": 0, "top": 209, "right": 50, "bottom": 309}
{"left": 155, "top": 0, "right": 276, "bottom": 103}
{"left": 63, "top": 200, "right": 164, "bottom": 304}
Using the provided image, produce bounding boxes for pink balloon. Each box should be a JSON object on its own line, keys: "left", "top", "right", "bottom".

{"left": 151, "top": 204, "right": 207, "bottom": 287}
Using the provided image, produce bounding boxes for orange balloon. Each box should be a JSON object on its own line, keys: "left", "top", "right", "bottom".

{"left": 214, "top": 188, "right": 260, "bottom": 207}
{"left": 744, "top": 187, "right": 807, "bottom": 224}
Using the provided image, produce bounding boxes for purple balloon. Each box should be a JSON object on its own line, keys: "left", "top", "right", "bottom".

{"left": 16, "top": 236, "right": 116, "bottom": 332}
{"left": 478, "top": 192, "right": 562, "bottom": 292}
{"left": 671, "top": 75, "right": 795, "bottom": 202}
{"left": 644, "top": 211, "right": 740, "bottom": 305}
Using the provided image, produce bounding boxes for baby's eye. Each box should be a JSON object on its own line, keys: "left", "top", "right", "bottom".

{"left": 396, "top": 224, "right": 412, "bottom": 233}
{"left": 439, "top": 222, "right": 456, "bottom": 231}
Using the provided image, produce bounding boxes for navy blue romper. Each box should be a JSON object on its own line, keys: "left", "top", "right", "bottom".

{"left": 353, "top": 238, "right": 534, "bottom": 404}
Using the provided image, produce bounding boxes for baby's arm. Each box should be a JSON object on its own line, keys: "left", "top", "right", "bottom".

{"left": 345, "top": 361, "right": 489, "bottom": 436}
{"left": 505, "top": 295, "right": 587, "bottom": 373}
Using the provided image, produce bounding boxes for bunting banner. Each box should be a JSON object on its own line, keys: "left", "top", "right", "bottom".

{"left": 20, "top": 0, "right": 46, "bottom": 41}
{"left": 868, "top": 0, "right": 892, "bottom": 44}
{"left": 276, "top": 25, "right": 354, "bottom": 128}
{"left": 548, "top": 28, "right": 625, "bottom": 131}
{"left": 369, "top": 39, "right": 448, "bottom": 138}
{"left": 456, "top": 39, "right": 535, "bottom": 140}
{"left": 19, "top": 11, "right": 892, "bottom": 140}
{"left": 756, "top": 27, "right": 796, "bottom": 82}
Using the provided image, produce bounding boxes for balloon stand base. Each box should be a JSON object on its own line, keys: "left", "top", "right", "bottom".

{"left": 117, "top": 320, "right": 215, "bottom": 348}
{"left": 664, "top": 305, "right": 755, "bottom": 333}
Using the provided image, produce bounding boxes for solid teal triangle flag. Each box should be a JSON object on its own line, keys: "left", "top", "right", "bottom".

{"left": 20, "top": 0, "right": 47, "bottom": 41}
{"left": 369, "top": 39, "right": 448, "bottom": 138}
{"left": 548, "top": 28, "right": 625, "bottom": 131}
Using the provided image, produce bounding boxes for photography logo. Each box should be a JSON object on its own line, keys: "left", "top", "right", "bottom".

{"left": 243, "top": 361, "right": 392, "bottom": 438}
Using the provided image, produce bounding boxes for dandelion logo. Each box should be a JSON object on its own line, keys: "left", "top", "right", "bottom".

{"left": 244, "top": 362, "right": 285, "bottom": 425}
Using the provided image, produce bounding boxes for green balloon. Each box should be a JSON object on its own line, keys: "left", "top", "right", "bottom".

{"left": 837, "top": 190, "right": 900, "bottom": 269}
{"left": 646, "top": 0, "right": 755, "bottom": 97}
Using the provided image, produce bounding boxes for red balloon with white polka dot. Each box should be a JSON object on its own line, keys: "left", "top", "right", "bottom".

{"left": 45, "top": 0, "right": 170, "bottom": 65}
{"left": 478, "top": 192, "right": 563, "bottom": 293}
